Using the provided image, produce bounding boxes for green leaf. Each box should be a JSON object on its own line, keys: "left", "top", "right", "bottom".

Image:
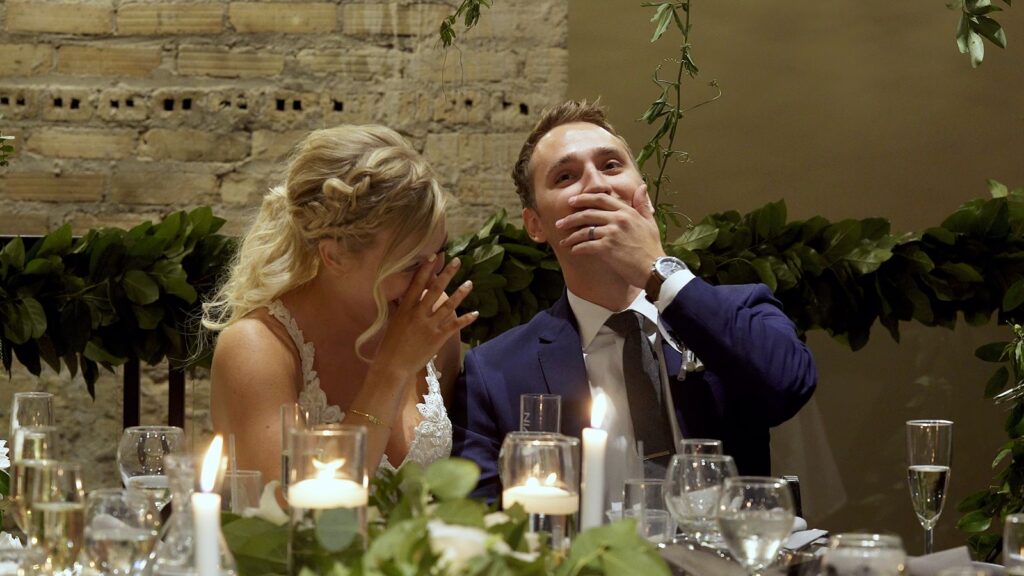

{"left": 989, "top": 178, "right": 1010, "bottom": 198}
{"left": 20, "top": 298, "right": 47, "bottom": 339}
{"left": 975, "top": 341, "right": 1009, "bottom": 362}
{"left": 649, "top": 3, "right": 673, "bottom": 42}
{"left": 123, "top": 270, "right": 160, "bottom": 305}
{"left": 972, "top": 15, "right": 1008, "bottom": 48}
{"left": 1, "top": 237, "right": 25, "bottom": 269}
{"left": 1004, "top": 279, "right": 1024, "bottom": 311}
{"left": 822, "top": 220, "right": 863, "bottom": 261}
{"left": 315, "top": 508, "right": 359, "bottom": 552}
{"left": 84, "top": 340, "right": 126, "bottom": 365}
{"left": 425, "top": 458, "right": 480, "bottom": 501}
{"left": 132, "top": 304, "right": 164, "bottom": 330}
{"left": 956, "top": 509, "right": 992, "bottom": 533}
{"left": 431, "top": 499, "right": 487, "bottom": 527}
{"left": 36, "top": 224, "right": 73, "bottom": 258}
{"left": 751, "top": 259, "right": 777, "bottom": 292}
{"left": 985, "top": 366, "right": 1010, "bottom": 398}
{"left": 673, "top": 224, "right": 719, "bottom": 251}
{"left": 957, "top": 489, "right": 990, "bottom": 512}
{"left": 924, "top": 226, "right": 957, "bottom": 245}
{"left": 938, "top": 262, "right": 984, "bottom": 283}
{"left": 844, "top": 244, "right": 894, "bottom": 275}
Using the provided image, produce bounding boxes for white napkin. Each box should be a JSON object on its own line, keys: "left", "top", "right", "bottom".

{"left": 792, "top": 516, "right": 808, "bottom": 532}
{"left": 906, "top": 546, "right": 972, "bottom": 576}
{"left": 785, "top": 529, "right": 828, "bottom": 551}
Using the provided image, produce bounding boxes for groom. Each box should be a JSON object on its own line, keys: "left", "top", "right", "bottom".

{"left": 450, "top": 100, "right": 817, "bottom": 501}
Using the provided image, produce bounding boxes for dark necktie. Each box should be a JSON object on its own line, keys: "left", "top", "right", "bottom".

{"left": 605, "top": 311, "right": 675, "bottom": 469}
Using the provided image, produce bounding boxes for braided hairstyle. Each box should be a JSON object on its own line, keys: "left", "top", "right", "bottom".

{"left": 202, "top": 125, "right": 447, "bottom": 356}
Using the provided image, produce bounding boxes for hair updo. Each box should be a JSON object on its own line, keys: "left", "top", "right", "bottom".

{"left": 202, "top": 125, "right": 447, "bottom": 354}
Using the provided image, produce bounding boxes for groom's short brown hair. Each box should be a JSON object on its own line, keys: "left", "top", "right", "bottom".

{"left": 511, "top": 100, "right": 632, "bottom": 209}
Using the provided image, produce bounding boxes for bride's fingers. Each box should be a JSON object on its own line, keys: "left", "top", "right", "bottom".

{"left": 420, "top": 257, "right": 461, "bottom": 308}
{"left": 443, "top": 310, "right": 480, "bottom": 333}
{"left": 433, "top": 279, "right": 473, "bottom": 318}
{"left": 403, "top": 254, "right": 440, "bottom": 311}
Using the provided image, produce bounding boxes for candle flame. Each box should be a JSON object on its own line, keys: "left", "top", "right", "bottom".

{"left": 526, "top": 476, "right": 539, "bottom": 487}
{"left": 591, "top": 393, "right": 608, "bottom": 429}
{"left": 200, "top": 435, "right": 223, "bottom": 493}
{"left": 313, "top": 457, "right": 345, "bottom": 480}
{"left": 544, "top": 473, "right": 557, "bottom": 486}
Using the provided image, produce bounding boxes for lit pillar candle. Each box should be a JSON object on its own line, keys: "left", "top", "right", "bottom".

{"left": 288, "top": 476, "right": 368, "bottom": 509}
{"left": 193, "top": 435, "right": 223, "bottom": 576}
{"left": 580, "top": 393, "right": 608, "bottom": 530}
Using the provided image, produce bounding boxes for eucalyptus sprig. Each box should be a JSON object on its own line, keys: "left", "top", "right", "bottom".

{"left": 950, "top": 0, "right": 1012, "bottom": 67}
{"left": 439, "top": 0, "right": 492, "bottom": 48}
{"left": 0, "top": 132, "right": 14, "bottom": 167}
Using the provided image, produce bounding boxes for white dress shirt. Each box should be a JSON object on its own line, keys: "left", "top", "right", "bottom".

{"left": 566, "top": 267, "right": 695, "bottom": 510}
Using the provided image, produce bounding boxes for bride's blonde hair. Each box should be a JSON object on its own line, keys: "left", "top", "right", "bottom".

{"left": 202, "top": 125, "right": 447, "bottom": 355}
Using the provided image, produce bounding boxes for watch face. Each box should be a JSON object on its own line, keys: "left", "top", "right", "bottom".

{"left": 656, "top": 257, "right": 685, "bottom": 279}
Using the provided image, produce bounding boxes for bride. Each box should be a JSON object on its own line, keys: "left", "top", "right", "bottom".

{"left": 202, "top": 125, "right": 477, "bottom": 481}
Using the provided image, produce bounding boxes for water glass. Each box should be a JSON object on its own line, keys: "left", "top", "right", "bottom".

{"left": 819, "top": 533, "right": 906, "bottom": 576}
{"left": 716, "top": 476, "right": 795, "bottom": 575}
{"left": 664, "top": 453, "right": 737, "bottom": 546}
{"left": 117, "top": 426, "right": 185, "bottom": 511}
{"left": 1005, "top": 513, "right": 1024, "bottom": 574}
{"left": 25, "top": 461, "right": 85, "bottom": 575}
{"left": 623, "top": 478, "right": 676, "bottom": 545}
{"left": 220, "top": 470, "right": 263, "bottom": 514}
{"left": 83, "top": 488, "right": 160, "bottom": 575}
{"left": 679, "top": 438, "right": 723, "bottom": 455}
{"left": 906, "top": 419, "right": 953, "bottom": 554}
{"left": 519, "top": 394, "right": 562, "bottom": 433}
{"left": 499, "top": 432, "right": 580, "bottom": 552}
{"left": 9, "top": 392, "right": 54, "bottom": 439}
{"left": 280, "top": 403, "right": 315, "bottom": 492}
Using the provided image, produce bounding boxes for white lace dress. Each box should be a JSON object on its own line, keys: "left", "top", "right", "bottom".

{"left": 267, "top": 300, "right": 452, "bottom": 472}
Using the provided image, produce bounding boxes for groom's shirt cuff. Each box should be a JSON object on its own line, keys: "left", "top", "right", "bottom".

{"left": 655, "top": 268, "right": 696, "bottom": 313}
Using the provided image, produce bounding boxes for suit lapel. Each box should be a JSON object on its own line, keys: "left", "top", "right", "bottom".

{"left": 536, "top": 296, "right": 591, "bottom": 439}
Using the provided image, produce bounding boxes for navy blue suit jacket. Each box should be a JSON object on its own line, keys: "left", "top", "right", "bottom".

{"left": 450, "top": 277, "right": 818, "bottom": 500}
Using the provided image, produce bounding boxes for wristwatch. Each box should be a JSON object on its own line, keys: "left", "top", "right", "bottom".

{"left": 644, "top": 256, "right": 687, "bottom": 303}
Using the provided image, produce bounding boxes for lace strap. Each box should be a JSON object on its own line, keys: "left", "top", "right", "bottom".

{"left": 267, "top": 300, "right": 317, "bottom": 386}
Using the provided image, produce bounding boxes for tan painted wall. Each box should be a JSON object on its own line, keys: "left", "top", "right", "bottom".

{"left": 570, "top": 0, "right": 1024, "bottom": 553}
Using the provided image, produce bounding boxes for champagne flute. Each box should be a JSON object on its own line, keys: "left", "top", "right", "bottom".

{"left": 117, "top": 426, "right": 185, "bottom": 511}
{"left": 665, "top": 453, "right": 737, "bottom": 546}
{"left": 10, "top": 391, "right": 54, "bottom": 438}
{"left": 10, "top": 425, "right": 63, "bottom": 533}
{"left": 26, "top": 461, "right": 85, "bottom": 575}
{"left": 906, "top": 419, "right": 953, "bottom": 554}
{"left": 717, "top": 477, "right": 795, "bottom": 575}
{"left": 83, "top": 488, "right": 160, "bottom": 576}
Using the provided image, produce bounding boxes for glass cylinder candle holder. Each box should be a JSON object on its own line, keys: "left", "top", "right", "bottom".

{"left": 287, "top": 425, "right": 368, "bottom": 576}
{"left": 499, "top": 432, "right": 580, "bottom": 552}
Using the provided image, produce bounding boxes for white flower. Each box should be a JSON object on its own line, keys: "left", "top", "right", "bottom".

{"left": 0, "top": 532, "right": 23, "bottom": 550}
{"left": 0, "top": 440, "right": 9, "bottom": 471}
{"left": 427, "top": 520, "right": 510, "bottom": 572}
{"left": 240, "top": 480, "right": 288, "bottom": 526}
{"left": 483, "top": 511, "right": 510, "bottom": 528}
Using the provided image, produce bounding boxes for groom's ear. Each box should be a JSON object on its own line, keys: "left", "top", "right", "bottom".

{"left": 523, "top": 207, "right": 546, "bottom": 244}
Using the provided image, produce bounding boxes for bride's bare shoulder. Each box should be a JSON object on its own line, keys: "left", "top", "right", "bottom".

{"left": 211, "top": 311, "right": 299, "bottom": 387}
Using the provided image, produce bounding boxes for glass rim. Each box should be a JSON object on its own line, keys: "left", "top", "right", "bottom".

{"left": 670, "top": 453, "right": 734, "bottom": 462}
{"left": 224, "top": 469, "right": 263, "bottom": 478}
{"left": 295, "top": 423, "right": 368, "bottom": 438}
{"left": 829, "top": 532, "right": 904, "bottom": 547}
{"left": 520, "top": 393, "right": 561, "bottom": 399}
{"left": 503, "top": 431, "right": 580, "bottom": 446}
{"left": 624, "top": 477, "right": 668, "bottom": 486}
{"left": 1005, "top": 513, "right": 1024, "bottom": 523}
{"left": 24, "top": 459, "right": 82, "bottom": 471}
{"left": 13, "top": 391, "right": 54, "bottom": 398}
{"left": 123, "top": 425, "right": 185, "bottom": 434}
{"left": 906, "top": 419, "right": 954, "bottom": 426}
{"left": 724, "top": 475, "right": 788, "bottom": 486}
{"left": 680, "top": 437, "right": 723, "bottom": 444}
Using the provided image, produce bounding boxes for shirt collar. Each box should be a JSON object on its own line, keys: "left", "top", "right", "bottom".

{"left": 566, "top": 289, "right": 660, "bottom": 350}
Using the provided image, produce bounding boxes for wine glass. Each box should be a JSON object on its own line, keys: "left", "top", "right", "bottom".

{"left": 623, "top": 478, "right": 676, "bottom": 545}
{"left": 9, "top": 391, "right": 54, "bottom": 438}
{"left": 83, "top": 488, "right": 160, "bottom": 576}
{"left": 819, "top": 533, "right": 906, "bottom": 576}
{"left": 665, "top": 453, "right": 737, "bottom": 546}
{"left": 10, "top": 425, "right": 63, "bottom": 532}
{"left": 25, "top": 461, "right": 85, "bottom": 575}
{"left": 906, "top": 419, "right": 953, "bottom": 554}
{"left": 717, "top": 476, "right": 795, "bottom": 575}
{"left": 117, "top": 426, "right": 185, "bottom": 511}
{"left": 1004, "top": 513, "right": 1024, "bottom": 574}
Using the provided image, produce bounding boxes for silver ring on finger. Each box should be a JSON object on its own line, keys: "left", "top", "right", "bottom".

{"left": 588, "top": 225, "right": 596, "bottom": 241}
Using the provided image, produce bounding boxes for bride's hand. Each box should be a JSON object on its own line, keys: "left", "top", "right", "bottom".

{"left": 375, "top": 255, "right": 477, "bottom": 375}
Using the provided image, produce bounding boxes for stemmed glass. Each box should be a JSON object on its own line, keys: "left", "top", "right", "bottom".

{"left": 117, "top": 426, "right": 185, "bottom": 511}
{"left": 25, "top": 461, "right": 86, "bottom": 575}
{"left": 665, "top": 453, "right": 737, "bottom": 546}
{"left": 906, "top": 419, "right": 953, "bottom": 554}
{"left": 10, "top": 425, "right": 63, "bottom": 533}
{"left": 10, "top": 391, "right": 54, "bottom": 438}
{"left": 716, "top": 477, "right": 795, "bottom": 575}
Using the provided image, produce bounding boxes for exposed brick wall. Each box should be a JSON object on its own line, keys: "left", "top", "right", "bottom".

{"left": 0, "top": 0, "right": 569, "bottom": 236}
{"left": 0, "top": 0, "right": 568, "bottom": 492}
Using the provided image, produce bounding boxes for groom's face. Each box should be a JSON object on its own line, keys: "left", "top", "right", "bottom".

{"left": 522, "top": 122, "right": 643, "bottom": 255}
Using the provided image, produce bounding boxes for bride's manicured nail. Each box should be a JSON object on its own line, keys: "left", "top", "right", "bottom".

{"left": 451, "top": 257, "right": 461, "bottom": 268}
{"left": 470, "top": 311, "right": 480, "bottom": 318}
{"left": 462, "top": 280, "right": 473, "bottom": 290}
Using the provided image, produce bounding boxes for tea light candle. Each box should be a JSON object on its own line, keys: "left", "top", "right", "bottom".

{"left": 503, "top": 475, "right": 579, "bottom": 515}
{"left": 193, "top": 435, "right": 223, "bottom": 576}
{"left": 288, "top": 477, "right": 368, "bottom": 509}
{"left": 581, "top": 393, "right": 608, "bottom": 529}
